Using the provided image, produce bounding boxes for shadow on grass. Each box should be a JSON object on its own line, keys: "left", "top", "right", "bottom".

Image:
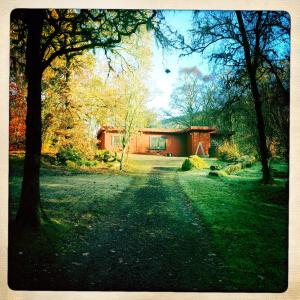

{"left": 152, "top": 166, "right": 180, "bottom": 172}
{"left": 8, "top": 218, "right": 73, "bottom": 290}
{"left": 8, "top": 155, "right": 288, "bottom": 292}
{"left": 178, "top": 169, "right": 288, "bottom": 292}
{"left": 8, "top": 169, "right": 231, "bottom": 291}
{"left": 61, "top": 170, "right": 231, "bottom": 291}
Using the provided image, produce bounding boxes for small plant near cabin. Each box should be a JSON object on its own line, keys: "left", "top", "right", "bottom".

{"left": 210, "top": 165, "right": 222, "bottom": 170}
{"left": 223, "top": 163, "right": 242, "bottom": 175}
{"left": 56, "top": 145, "right": 99, "bottom": 168}
{"left": 181, "top": 155, "right": 209, "bottom": 171}
{"left": 209, "top": 156, "right": 256, "bottom": 179}
{"left": 208, "top": 170, "right": 228, "bottom": 177}
{"left": 56, "top": 145, "right": 82, "bottom": 165}
{"left": 95, "top": 150, "right": 117, "bottom": 162}
{"left": 79, "top": 160, "right": 98, "bottom": 167}
{"left": 65, "top": 160, "right": 77, "bottom": 168}
{"left": 217, "top": 141, "right": 240, "bottom": 162}
{"left": 238, "top": 155, "right": 256, "bottom": 168}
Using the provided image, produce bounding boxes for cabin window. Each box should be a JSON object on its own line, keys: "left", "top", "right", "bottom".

{"left": 112, "top": 135, "right": 122, "bottom": 147}
{"left": 149, "top": 136, "right": 166, "bottom": 150}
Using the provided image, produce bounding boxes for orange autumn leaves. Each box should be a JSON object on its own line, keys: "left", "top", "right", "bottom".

{"left": 9, "top": 82, "right": 26, "bottom": 150}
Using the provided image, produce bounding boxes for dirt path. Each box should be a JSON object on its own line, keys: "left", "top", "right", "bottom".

{"left": 60, "top": 160, "right": 229, "bottom": 291}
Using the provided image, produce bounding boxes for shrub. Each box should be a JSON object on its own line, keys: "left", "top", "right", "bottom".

{"left": 217, "top": 141, "right": 240, "bottom": 162}
{"left": 94, "top": 149, "right": 106, "bottom": 161}
{"left": 223, "top": 163, "right": 242, "bottom": 175}
{"left": 95, "top": 150, "right": 117, "bottom": 162}
{"left": 108, "top": 161, "right": 121, "bottom": 169}
{"left": 41, "top": 154, "right": 58, "bottom": 165}
{"left": 238, "top": 155, "right": 256, "bottom": 168}
{"left": 209, "top": 170, "right": 228, "bottom": 177}
{"left": 80, "top": 160, "right": 98, "bottom": 167}
{"left": 210, "top": 165, "right": 222, "bottom": 170}
{"left": 182, "top": 159, "right": 193, "bottom": 171}
{"left": 56, "top": 145, "right": 82, "bottom": 165}
{"left": 182, "top": 155, "right": 209, "bottom": 171}
{"left": 80, "top": 160, "right": 90, "bottom": 167}
{"left": 90, "top": 161, "right": 98, "bottom": 167}
{"left": 65, "top": 160, "right": 77, "bottom": 168}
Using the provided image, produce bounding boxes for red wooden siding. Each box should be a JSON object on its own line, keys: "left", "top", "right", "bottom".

{"left": 189, "top": 131, "right": 211, "bottom": 155}
{"left": 97, "top": 126, "right": 227, "bottom": 157}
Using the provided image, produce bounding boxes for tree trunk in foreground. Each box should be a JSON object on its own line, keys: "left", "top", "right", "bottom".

{"left": 249, "top": 70, "right": 272, "bottom": 183}
{"left": 236, "top": 11, "right": 272, "bottom": 184}
{"left": 15, "top": 10, "right": 45, "bottom": 226}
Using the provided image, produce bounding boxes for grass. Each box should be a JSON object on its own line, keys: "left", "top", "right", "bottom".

{"left": 8, "top": 153, "right": 288, "bottom": 291}
{"left": 178, "top": 160, "right": 288, "bottom": 291}
{"left": 9, "top": 153, "right": 134, "bottom": 290}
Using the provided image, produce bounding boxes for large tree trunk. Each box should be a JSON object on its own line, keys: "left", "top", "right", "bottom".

{"left": 15, "top": 10, "right": 45, "bottom": 226}
{"left": 248, "top": 70, "right": 272, "bottom": 183}
{"left": 236, "top": 11, "right": 272, "bottom": 183}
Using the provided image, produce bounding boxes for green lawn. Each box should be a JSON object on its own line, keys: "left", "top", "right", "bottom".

{"left": 8, "top": 153, "right": 288, "bottom": 291}
{"left": 178, "top": 159, "right": 288, "bottom": 291}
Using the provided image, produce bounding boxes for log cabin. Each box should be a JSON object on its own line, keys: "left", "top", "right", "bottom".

{"left": 97, "top": 126, "right": 234, "bottom": 157}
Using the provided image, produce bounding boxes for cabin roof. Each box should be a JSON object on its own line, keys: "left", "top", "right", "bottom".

{"left": 98, "top": 126, "right": 216, "bottom": 135}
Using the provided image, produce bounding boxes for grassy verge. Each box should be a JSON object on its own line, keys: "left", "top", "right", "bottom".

{"left": 9, "top": 154, "right": 134, "bottom": 289}
{"left": 178, "top": 159, "right": 288, "bottom": 291}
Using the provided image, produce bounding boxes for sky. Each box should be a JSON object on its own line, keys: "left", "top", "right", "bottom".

{"left": 93, "top": 11, "right": 214, "bottom": 119}
{"left": 147, "top": 11, "right": 211, "bottom": 115}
